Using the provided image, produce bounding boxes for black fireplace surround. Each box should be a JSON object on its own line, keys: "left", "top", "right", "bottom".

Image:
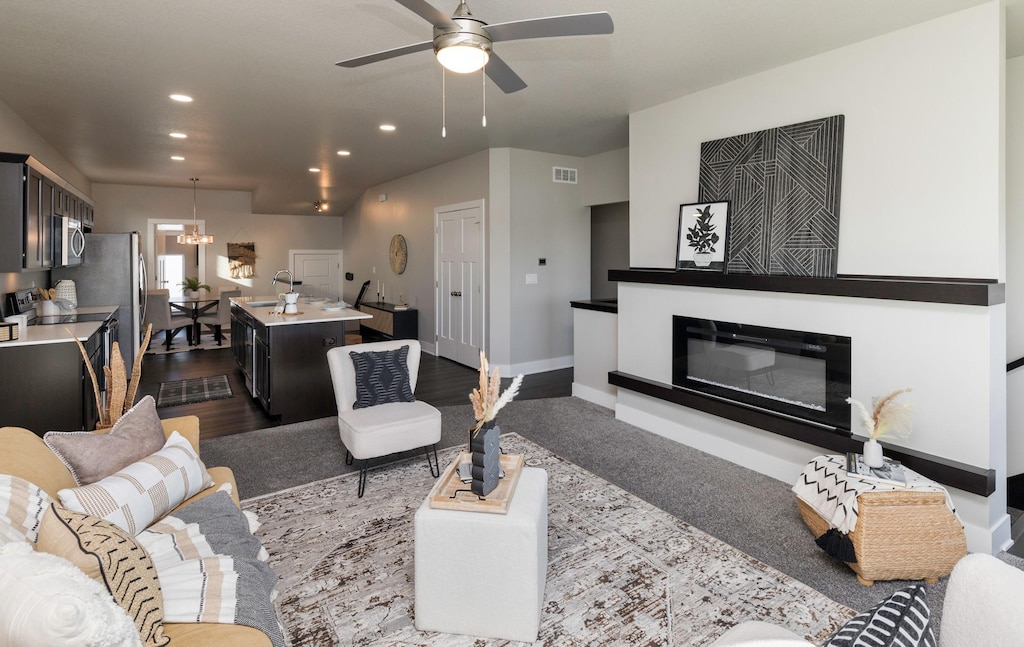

{"left": 672, "top": 316, "right": 852, "bottom": 431}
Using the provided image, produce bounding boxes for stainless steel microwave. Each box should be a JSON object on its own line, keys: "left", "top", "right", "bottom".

{"left": 57, "top": 216, "right": 85, "bottom": 266}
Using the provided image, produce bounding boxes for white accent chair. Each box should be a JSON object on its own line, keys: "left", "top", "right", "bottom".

{"left": 326, "top": 339, "right": 441, "bottom": 497}
{"left": 196, "top": 288, "right": 240, "bottom": 345}
{"left": 143, "top": 290, "right": 193, "bottom": 351}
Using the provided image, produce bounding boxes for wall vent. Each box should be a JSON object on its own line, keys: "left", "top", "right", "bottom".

{"left": 552, "top": 166, "right": 578, "bottom": 184}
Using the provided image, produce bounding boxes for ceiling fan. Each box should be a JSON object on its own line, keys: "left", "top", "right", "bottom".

{"left": 336, "top": 0, "right": 614, "bottom": 94}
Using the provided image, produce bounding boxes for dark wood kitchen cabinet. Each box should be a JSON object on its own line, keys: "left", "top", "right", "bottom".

{"left": 0, "top": 152, "right": 95, "bottom": 271}
{"left": 0, "top": 328, "right": 105, "bottom": 435}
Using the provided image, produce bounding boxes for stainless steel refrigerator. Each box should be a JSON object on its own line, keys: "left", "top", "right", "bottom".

{"left": 52, "top": 232, "right": 146, "bottom": 367}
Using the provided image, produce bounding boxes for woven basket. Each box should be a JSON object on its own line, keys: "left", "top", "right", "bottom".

{"left": 0, "top": 322, "right": 18, "bottom": 342}
{"left": 798, "top": 490, "right": 967, "bottom": 586}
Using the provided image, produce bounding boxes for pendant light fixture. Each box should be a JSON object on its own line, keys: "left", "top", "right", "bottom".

{"left": 177, "top": 177, "right": 213, "bottom": 245}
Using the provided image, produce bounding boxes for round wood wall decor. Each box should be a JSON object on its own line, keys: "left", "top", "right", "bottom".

{"left": 389, "top": 234, "right": 408, "bottom": 274}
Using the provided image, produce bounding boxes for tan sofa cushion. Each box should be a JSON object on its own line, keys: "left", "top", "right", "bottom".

{"left": 0, "top": 415, "right": 272, "bottom": 647}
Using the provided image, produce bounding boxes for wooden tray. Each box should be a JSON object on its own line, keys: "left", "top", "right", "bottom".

{"left": 427, "top": 452, "right": 525, "bottom": 514}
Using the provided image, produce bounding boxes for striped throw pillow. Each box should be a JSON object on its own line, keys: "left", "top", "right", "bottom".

{"left": 57, "top": 431, "right": 213, "bottom": 536}
{"left": 0, "top": 474, "right": 52, "bottom": 544}
{"left": 822, "top": 584, "right": 935, "bottom": 647}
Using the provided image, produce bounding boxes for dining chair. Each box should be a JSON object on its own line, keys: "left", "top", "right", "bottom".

{"left": 143, "top": 290, "right": 193, "bottom": 351}
{"left": 196, "top": 288, "right": 241, "bottom": 345}
{"left": 326, "top": 339, "right": 441, "bottom": 497}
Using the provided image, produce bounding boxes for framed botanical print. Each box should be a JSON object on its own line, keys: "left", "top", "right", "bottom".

{"left": 676, "top": 201, "right": 730, "bottom": 272}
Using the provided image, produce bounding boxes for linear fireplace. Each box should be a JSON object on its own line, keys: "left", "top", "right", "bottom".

{"left": 672, "top": 316, "right": 852, "bottom": 431}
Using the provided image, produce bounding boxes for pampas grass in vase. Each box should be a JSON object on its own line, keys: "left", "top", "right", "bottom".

{"left": 846, "top": 388, "right": 913, "bottom": 467}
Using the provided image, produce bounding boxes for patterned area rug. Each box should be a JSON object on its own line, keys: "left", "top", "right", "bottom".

{"left": 244, "top": 433, "right": 854, "bottom": 646}
{"left": 156, "top": 374, "right": 233, "bottom": 408}
{"left": 146, "top": 331, "right": 232, "bottom": 355}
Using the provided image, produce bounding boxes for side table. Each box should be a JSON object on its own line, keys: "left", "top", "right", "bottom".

{"left": 414, "top": 466, "right": 548, "bottom": 642}
{"left": 794, "top": 455, "right": 967, "bottom": 585}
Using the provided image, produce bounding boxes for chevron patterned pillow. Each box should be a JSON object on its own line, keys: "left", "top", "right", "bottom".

{"left": 36, "top": 503, "right": 169, "bottom": 647}
{"left": 350, "top": 345, "right": 415, "bottom": 409}
{"left": 822, "top": 584, "right": 935, "bottom": 647}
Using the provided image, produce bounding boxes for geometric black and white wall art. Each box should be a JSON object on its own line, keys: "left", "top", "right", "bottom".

{"left": 698, "top": 115, "right": 845, "bottom": 277}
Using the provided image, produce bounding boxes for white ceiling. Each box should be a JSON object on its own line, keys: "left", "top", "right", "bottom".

{"left": 0, "top": 0, "right": 1018, "bottom": 216}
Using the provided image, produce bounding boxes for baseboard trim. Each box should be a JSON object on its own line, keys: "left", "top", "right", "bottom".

{"left": 572, "top": 383, "right": 616, "bottom": 410}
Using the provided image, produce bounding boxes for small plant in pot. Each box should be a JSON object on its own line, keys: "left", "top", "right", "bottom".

{"left": 686, "top": 205, "right": 720, "bottom": 267}
{"left": 180, "top": 276, "right": 211, "bottom": 299}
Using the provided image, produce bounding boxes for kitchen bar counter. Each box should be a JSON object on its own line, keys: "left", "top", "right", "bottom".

{"left": 230, "top": 297, "right": 369, "bottom": 424}
{"left": 230, "top": 296, "right": 370, "bottom": 327}
{"left": 0, "top": 305, "right": 117, "bottom": 347}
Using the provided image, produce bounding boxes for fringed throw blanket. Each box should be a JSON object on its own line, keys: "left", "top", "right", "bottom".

{"left": 137, "top": 490, "right": 287, "bottom": 647}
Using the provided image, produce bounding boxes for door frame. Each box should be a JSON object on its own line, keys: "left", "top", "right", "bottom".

{"left": 145, "top": 218, "right": 208, "bottom": 291}
{"left": 434, "top": 199, "right": 486, "bottom": 364}
{"left": 289, "top": 249, "right": 343, "bottom": 299}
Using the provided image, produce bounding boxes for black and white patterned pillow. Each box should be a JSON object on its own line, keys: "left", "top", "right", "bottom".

{"left": 822, "top": 584, "right": 935, "bottom": 647}
{"left": 350, "top": 345, "right": 415, "bottom": 409}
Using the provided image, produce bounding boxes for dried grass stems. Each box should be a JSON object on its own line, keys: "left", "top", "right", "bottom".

{"left": 847, "top": 388, "right": 913, "bottom": 442}
{"left": 69, "top": 324, "right": 152, "bottom": 428}
{"left": 469, "top": 350, "right": 524, "bottom": 435}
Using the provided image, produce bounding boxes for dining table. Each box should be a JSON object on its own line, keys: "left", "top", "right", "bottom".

{"left": 169, "top": 294, "right": 220, "bottom": 345}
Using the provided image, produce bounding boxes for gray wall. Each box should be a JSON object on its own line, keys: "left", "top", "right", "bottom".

{"left": 590, "top": 201, "right": 629, "bottom": 300}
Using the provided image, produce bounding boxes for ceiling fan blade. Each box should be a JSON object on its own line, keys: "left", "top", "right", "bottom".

{"left": 394, "top": 0, "right": 457, "bottom": 29}
{"left": 485, "top": 12, "right": 614, "bottom": 43}
{"left": 336, "top": 40, "right": 433, "bottom": 68}
{"left": 485, "top": 53, "right": 527, "bottom": 94}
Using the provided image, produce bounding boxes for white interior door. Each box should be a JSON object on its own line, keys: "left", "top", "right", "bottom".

{"left": 436, "top": 201, "right": 484, "bottom": 367}
{"left": 291, "top": 250, "right": 341, "bottom": 299}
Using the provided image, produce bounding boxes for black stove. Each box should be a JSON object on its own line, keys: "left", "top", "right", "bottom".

{"left": 31, "top": 312, "right": 112, "bottom": 326}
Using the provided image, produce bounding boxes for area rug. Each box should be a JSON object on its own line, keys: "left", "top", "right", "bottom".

{"left": 244, "top": 433, "right": 854, "bottom": 646}
{"left": 146, "top": 331, "right": 232, "bottom": 355}
{"left": 157, "top": 374, "right": 233, "bottom": 407}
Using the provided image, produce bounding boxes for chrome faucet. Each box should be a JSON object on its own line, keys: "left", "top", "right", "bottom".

{"left": 272, "top": 269, "right": 294, "bottom": 292}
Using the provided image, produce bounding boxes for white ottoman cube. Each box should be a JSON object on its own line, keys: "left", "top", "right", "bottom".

{"left": 414, "top": 466, "right": 548, "bottom": 642}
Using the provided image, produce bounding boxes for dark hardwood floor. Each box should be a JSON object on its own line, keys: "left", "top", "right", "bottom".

{"left": 138, "top": 346, "right": 572, "bottom": 440}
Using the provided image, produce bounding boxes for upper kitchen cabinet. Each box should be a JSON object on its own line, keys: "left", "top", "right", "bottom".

{"left": 0, "top": 153, "right": 95, "bottom": 272}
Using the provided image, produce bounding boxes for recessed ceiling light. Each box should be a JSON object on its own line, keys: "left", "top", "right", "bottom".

{"left": 309, "top": 167, "right": 321, "bottom": 173}
{"left": 379, "top": 124, "right": 396, "bottom": 132}
{"left": 337, "top": 150, "right": 351, "bottom": 156}
{"left": 169, "top": 94, "right": 193, "bottom": 103}
{"left": 169, "top": 132, "right": 187, "bottom": 139}
{"left": 171, "top": 156, "right": 185, "bottom": 161}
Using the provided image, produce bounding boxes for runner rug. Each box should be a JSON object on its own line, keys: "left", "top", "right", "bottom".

{"left": 156, "top": 374, "right": 233, "bottom": 407}
{"left": 244, "top": 433, "right": 854, "bottom": 646}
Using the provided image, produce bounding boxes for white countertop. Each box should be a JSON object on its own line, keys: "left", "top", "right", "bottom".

{"left": 231, "top": 296, "right": 371, "bottom": 327}
{"left": 0, "top": 305, "right": 117, "bottom": 348}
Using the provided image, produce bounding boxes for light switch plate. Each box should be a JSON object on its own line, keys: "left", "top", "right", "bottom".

{"left": 525, "top": 273, "right": 538, "bottom": 285}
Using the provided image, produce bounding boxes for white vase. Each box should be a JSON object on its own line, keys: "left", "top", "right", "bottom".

{"left": 863, "top": 438, "right": 884, "bottom": 468}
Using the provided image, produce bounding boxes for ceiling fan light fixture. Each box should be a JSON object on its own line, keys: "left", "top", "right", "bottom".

{"left": 436, "top": 44, "right": 489, "bottom": 74}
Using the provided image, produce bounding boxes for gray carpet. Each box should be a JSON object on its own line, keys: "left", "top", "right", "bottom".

{"left": 200, "top": 396, "right": 1024, "bottom": 635}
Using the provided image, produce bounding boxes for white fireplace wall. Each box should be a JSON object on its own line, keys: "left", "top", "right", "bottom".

{"left": 622, "top": 3, "right": 1006, "bottom": 553}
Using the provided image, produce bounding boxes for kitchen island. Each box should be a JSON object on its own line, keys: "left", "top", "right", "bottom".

{"left": 230, "top": 296, "right": 371, "bottom": 424}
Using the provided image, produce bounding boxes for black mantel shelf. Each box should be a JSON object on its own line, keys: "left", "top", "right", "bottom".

{"left": 609, "top": 371, "right": 996, "bottom": 497}
{"left": 609, "top": 268, "right": 1004, "bottom": 306}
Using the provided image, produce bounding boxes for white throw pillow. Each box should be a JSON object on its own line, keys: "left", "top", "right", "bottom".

{"left": 0, "top": 474, "right": 52, "bottom": 545}
{"left": 0, "top": 541, "right": 142, "bottom": 647}
{"left": 57, "top": 431, "right": 213, "bottom": 535}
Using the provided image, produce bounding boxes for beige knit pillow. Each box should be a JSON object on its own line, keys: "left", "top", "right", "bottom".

{"left": 36, "top": 503, "right": 169, "bottom": 647}
{"left": 44, "top": 396, "right": 166, "bottom": 486}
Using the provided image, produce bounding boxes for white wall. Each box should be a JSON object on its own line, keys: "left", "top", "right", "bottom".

{"left": 581, "top": 147, "right": 628, "bottom": 207}
{"left": 93, "top": 184, "right": 343, "bottom": 296}
{"left": 624, "top": 3, "right": 1007, "bottom": 552}
{"left": 1006, "top": 56, "right": 1024, "bottom": 476}
{"left": 506, "top": 148, "right": 591, "bottom": 374}
{"left": 342, "top": 150, "right": 490, "bottom": 351}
